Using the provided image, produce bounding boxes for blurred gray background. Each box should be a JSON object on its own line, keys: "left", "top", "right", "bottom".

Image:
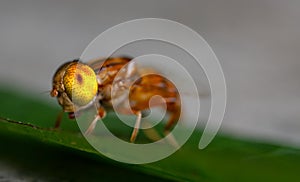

{"left": 0, "top": 0, "right": 299, "bottom": 148}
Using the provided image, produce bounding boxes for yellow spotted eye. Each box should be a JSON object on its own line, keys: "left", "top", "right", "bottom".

{"left": 63, "top": 62, "right": 98, "bottom": 106}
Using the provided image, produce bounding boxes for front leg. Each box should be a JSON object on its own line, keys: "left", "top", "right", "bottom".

{"left": 54, "top": 110, "right": 64, "bottom": 129}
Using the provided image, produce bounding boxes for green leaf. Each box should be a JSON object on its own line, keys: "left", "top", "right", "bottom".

{"left": 0, "top": 87, "right": 299, "bottom": 181}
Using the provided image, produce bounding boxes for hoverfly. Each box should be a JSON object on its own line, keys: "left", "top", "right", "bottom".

{"left": 50, "top": 57, "right": 180, "bottom": 142}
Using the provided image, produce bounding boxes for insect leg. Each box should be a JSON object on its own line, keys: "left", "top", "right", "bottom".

{"left": 54, "top": 110, "right": 64, "bottom": 129}
{"left": 142, "top": 110, "right": 180, "bottom": 148}
{"left": 85, "top": 115, "right": 100, "bottom": 135}
{"left": 85, "top": 107, "right": 106, "bottom": 135}
{"left": 164, "top": 108, "right": 180, "bottom": 148}
{"left": 142, "top": 121, "right": 163, "bottom": 141}
{"left": 130, "top": 111, "right": 142, "bottom": 142}
{"left": 164, "top": 110, "right": 180, "bottom": 132}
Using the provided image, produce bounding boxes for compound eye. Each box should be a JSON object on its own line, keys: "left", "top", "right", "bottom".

{"left": 63, "top": 62, "right": 98, "bottom": 106}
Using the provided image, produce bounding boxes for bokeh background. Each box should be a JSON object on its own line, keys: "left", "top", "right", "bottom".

{"left": 0, "top": 0, "right": 299, "bottom": 150}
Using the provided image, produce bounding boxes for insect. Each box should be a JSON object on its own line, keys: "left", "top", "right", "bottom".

{"left": 50, "top": 57, "right": 181, "bottom": 142}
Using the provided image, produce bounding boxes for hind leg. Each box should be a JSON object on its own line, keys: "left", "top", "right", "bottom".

{"left": 130, "top": 111, "right": 142, "bottom": 142}
{"left": 164, "top": 110, "right": 180, "bottom": 132}
{"left": 163, "top": 107, "right": 180, "bottom": 148}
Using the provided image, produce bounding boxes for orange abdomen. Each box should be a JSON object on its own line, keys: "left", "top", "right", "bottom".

{"left": 129, "top": 74, "right": 180, "bottom": 113}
